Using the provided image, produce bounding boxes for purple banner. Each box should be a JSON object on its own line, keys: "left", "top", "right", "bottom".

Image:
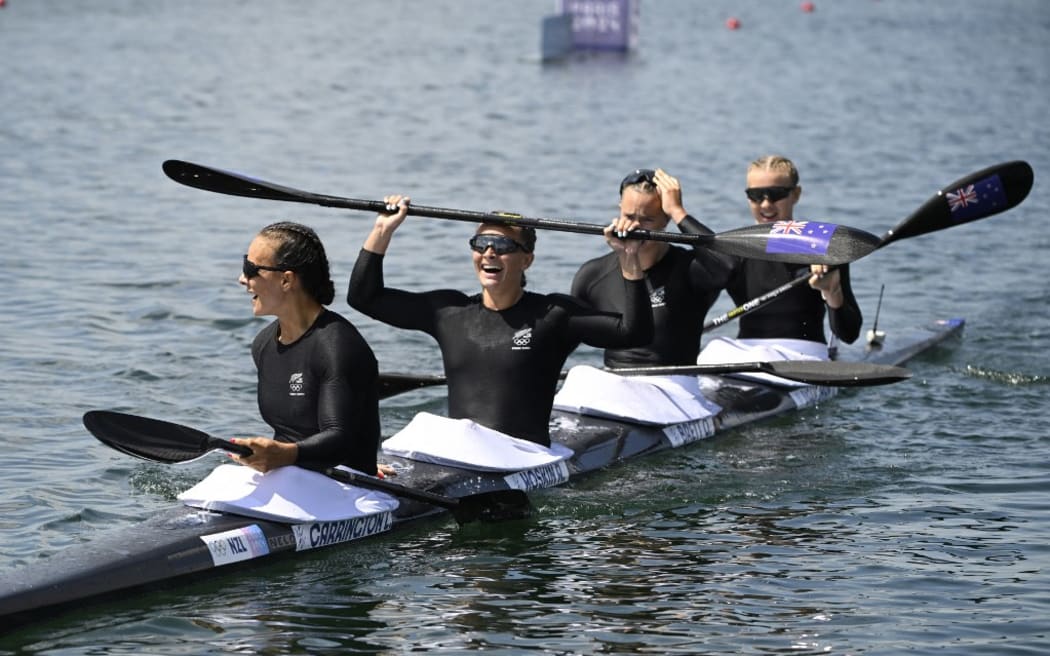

{"left": 557, "top": 0, "right": 638, "bottom": 50}
{"left": 944, "top": 173, "right": 1007, "bottom": 223}
{"left": 765, "top": 220, "right": 837, "bottom": 256}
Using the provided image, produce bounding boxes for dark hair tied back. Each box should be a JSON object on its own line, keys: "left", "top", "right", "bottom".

{"left": 259, "top": 222, "right": 335, "bottom": 305}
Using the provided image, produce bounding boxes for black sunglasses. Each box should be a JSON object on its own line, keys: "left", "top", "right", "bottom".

{"left": 243, "top": 254, "right": 292, "bottom": 279}
{"left": 619, "top": 168, "right": 656, "bottom": 194}
{"left": 469, "top": 234, "right": 529, "bottom": 255}
{"left": 745, "top": 186, "right": 796, "bottom": 203}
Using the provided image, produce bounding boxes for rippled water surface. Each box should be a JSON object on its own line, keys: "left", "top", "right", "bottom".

{"left": 1, "top": 0, "right": 1048, "bottom": 653}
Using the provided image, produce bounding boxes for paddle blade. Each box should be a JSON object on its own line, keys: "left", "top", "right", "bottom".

{"left": 763, "top": 360, "right": 911, "bottom": 386}
{"left": 451, "top": 489, "right": 534, "bottom": 524}
{"left": 163, "top": 160, "right": 386, "bottom": 213}
{"left": 881, "top": 160, "right": 1033, "bottom": 247}
{"left": 83, "top": 410, "right": 249, "bottom": 463}
{"left": 607, "top": 360, "right": 910, "bottom": 386}
{"left": 163, "top": 160, "right": 322, "bottom": 205}
{"left": 377, "top": 372, "right": 448, "bottom": 400}
{"left": 708, "top": 221, "right": 880, "bottom": 265}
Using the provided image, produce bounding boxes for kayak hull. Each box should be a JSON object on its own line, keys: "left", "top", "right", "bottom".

{"left": 0, "top": 318, "right": 964, "bottom": 630}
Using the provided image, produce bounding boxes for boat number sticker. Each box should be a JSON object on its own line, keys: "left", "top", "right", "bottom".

{"left": 663, "top": 417, "right": 716, "bottom": 448}
{"left": 291, "top": 511, "right": 394, "bottom": 552}
{"left": 200, "top": 524, "right": 270, "bottom": 567}
{"left": 788, "top": 385, "right": 837, "bottom": 408}
{"left": 504, "top": 460, "right": 570, "bottom": 491}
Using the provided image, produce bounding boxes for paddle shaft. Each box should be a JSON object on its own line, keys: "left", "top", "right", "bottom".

{"left": 702, "top": 160, "right": 1034, "bottom": 332}
{"left": 201, "top": 436, "right": 490, "bottom": 511}
{"left": 377, "top": 358, "right": 910, "bottom": 398}
{"left": 323, "top": 467, "right": 479, "bottom": 511}
{"left": 162, "top": 159, "right": 711, "bottom": 246}
{"left": 162, "top": 159, "right": 878, "bottom": 265}
{"left": 82, "top": 410, "right": 528, "bottom": 521}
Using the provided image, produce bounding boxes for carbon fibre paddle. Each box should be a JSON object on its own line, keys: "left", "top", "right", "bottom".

{"left": 162, "top": 159, "right": 880, "bottom": 266}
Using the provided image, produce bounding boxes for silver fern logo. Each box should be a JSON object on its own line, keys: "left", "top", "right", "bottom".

{"left": 288, "top": 372, "right": 304, "bottom": 396}
{"left": 512, "top": 327, "right": 533, "bottom": 349}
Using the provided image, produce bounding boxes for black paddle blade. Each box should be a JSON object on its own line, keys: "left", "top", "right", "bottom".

{"left": 881, "top": 160, "right": 1033, "bottom": 247}
{"left": 377, "top": 372, "right": 448, "bottom": 400}
{"left": 707, "top": 221, "right": 881, "bottom": 266}
{"left": 605, "top": 360, "right": 910, "bottom": 387}
{"left": 163, "top": 160, "right": 323, "bottom": 205}
{"left": 762, "top": 360, "right": 910, "bottom": 386}
{"left": 83, "top": 410, "right": 249, "bottom": 463}
{"left": 451, "top": 489, "right": 534, "bottom": 524}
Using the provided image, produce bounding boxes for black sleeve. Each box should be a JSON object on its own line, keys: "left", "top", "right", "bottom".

{"left": 347, "top": 249, "right": 438, "bottom": 332}
{"left": 294, "top": 329, "right": 379, "bottom": 473}
{"left": 678, "top": 214, "right": 737, "bottom": 289}
{"left": 828, "top": 265, "right": 863, "bottom": 344}
{"left": 677, "top": 214, "right": 716, "bottom": 236}
{"left": 570, "top": 256, "right": 609, "bottom": 306}
{"left": 563, "top": 278, "right": 654, "bottom": 348}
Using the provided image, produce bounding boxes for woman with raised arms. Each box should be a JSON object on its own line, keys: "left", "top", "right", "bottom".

{"left": 347, "top": 196, "right": 653, "bottom": 447}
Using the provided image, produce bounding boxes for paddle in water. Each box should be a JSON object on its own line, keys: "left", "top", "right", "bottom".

{"left": 83, "top": 410, "right": 532, "bottom": 524}
{"left": 703, "top": 160, "right": 1035, "bottom": 331}
{"left": 162, "top": 159, "right": 880, "bottom": 266}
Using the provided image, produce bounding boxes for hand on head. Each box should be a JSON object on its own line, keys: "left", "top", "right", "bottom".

{"left": 653, "top": 169, "right": 687, "bottom": 221}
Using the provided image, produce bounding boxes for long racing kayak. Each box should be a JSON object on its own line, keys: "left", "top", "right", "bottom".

{"left": 0, "top": 318, "right": 964, "bottom": 630}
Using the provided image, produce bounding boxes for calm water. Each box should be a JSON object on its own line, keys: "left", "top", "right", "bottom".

{"left": 1, "top": 0, "right": 1048, "bottom": 653}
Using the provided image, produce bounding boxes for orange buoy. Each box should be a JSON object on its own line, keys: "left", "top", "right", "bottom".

{"left": 726, "top": 17, "right": 741, "bottom": 30}
{"left": 801, "top": 1, "right": 815, "bottom": 12}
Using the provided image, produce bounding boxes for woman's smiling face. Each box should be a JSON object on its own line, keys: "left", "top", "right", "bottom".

{"left": 746, "top": 168, "right": 801, "bottom": 224}
{"left": 471, "top": 225, "right": 533, "bottom": 292}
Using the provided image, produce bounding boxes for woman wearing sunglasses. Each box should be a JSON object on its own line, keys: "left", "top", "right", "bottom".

{"left": 571, "top": 167, "right": 727, "bottom": 368}
{"left": 720, "top": 155, "right": 863, "bottom": 345}
{"left": 347, "top": 195, "right": 653, "bottom": 447}
{"left": 232, "top": 222, "right": 382, "bottom": 475}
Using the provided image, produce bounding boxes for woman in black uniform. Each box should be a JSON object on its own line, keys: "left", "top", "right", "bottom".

{"left": 571, "top": 167, "right": 728, "bottom": 368}
{"left": 724, "top": 154, "right": 863, "bottom": 344}
{"left": 231, "top": 222, "right": 381, "bottom": 475}
{"left": 348, "top": 196, "right": 653, "bottom": 447}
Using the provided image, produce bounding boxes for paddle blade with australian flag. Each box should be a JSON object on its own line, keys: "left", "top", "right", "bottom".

{"left": 881, "top": 160, "right": 1033, "bottom": 247}
{"left": 708, "top": 220, "right": 880, "bottom": 266}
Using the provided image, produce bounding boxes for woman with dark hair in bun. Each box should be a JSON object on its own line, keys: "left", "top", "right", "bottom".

{"left": 232, "top": 221, "right": 381, "bottom": 475}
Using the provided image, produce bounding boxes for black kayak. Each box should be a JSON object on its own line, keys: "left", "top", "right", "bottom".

{"left": 0, "top": 318, "right": 964, "bottom": 630}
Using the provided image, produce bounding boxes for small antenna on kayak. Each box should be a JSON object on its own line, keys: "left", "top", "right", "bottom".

{"left": 866, "top": 284, "right": 887, "bottom": 348}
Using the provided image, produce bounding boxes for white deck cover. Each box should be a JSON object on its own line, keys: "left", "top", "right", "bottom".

{"left": 178, "top": 464, "right": 399, "bottom": 523}
{"left": 381, "top": 412, "right": 573, "bottom": 472}
{"left": 552, "top": 365, "right": 723, "bottom": 425}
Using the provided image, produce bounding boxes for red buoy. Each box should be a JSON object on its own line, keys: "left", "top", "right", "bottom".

{"left": 801, "top": 2, "right": 816, "bottom": 12}
{"left": 726, "top": 17, "right": 741, "bottom": 30}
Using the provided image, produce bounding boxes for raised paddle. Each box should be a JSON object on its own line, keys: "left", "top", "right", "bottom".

{"left": 702, "top": 160, "right": 1035, "bottom": 331}
{"left": 376, "top": 359, "right": 911, "bottom": 400}
{"left": 162, "top": 159, "right": 879, "bottom": 266}
{"left": 82, "top": 410, "right": 532, "bottom": 524}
